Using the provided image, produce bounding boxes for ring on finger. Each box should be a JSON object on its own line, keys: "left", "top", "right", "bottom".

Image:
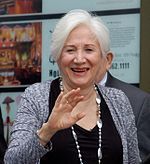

{"left": 65, "top": 99, "right": 69, "bottom": 104}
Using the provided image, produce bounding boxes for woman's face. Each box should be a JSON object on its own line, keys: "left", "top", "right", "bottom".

{"left": 57, "top": 25, "right": 110, "bottom": 89}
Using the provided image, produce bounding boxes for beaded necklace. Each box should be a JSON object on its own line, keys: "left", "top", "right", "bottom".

{"left": 59, "top": 80, "right": 102, "bottom": 164}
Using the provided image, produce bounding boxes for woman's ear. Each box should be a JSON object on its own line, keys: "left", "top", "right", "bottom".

{"left": 106, "top": 51, "right": 114, "bottom": 70}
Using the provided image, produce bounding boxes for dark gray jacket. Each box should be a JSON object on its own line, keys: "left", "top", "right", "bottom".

{"left": 106, "top": 72, "right": 150, "bottom": 161}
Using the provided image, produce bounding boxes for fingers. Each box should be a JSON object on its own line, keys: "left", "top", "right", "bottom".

{"left": 48, "top": 88, "right": 85, "bottom": 131}
{"left": 56, "top": 88, "right": 84, "bottom": 108}
{"left": 74, "top": 112, "right": 85, "bottom": 122}
{"left": 56, "top": 92, "right": 64, "bottom": 104}
{"left": 66, "top": 112, "right": 86, "bottom": 127}
{"left": 68, "top": 88, "right": 84, "bottom": 104}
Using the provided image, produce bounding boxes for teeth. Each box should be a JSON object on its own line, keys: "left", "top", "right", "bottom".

{"left": 72, "top": 68, "right": 87, "bottom": 72}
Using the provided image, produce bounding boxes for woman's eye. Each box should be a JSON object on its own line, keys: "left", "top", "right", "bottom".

{"left": 85, "top": 48, "right": 93, "bottom": 52}
{"left": 66, "top": 49, "right": 74, "bottom": 53}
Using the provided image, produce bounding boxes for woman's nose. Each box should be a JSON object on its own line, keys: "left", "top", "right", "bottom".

{"left": 73, "top": 51, "right": 86, "bottom": 63}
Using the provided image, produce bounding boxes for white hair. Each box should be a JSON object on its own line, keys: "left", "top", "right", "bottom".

{"left": 51, "top": 9, "right": 111, "bottom": 61}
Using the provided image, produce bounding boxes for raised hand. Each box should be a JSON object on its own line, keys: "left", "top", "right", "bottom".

{"left": 47, "top": 88, "right": 85, "bottom": 133}
{"left": 37, "top": 88, "right": 85, "bottom": 144}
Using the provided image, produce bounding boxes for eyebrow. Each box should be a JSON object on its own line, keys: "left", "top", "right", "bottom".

{"left": 64, "top": 44, "right": 96, "bottom": 47}
{"left": 63, "top": 45, "right": 75, "bottom": 48}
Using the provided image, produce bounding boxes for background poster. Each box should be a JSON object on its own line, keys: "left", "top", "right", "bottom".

{"left": 104, "top": 14, "right": 140, "bottom": 83}
{"left": 0, "top": 92, "right": 22, "bottom": 143}
{"left": 0, "top": 21, "right": 42, "bottom": 88}
{"left": 43, "top": 0, "right": 140, "bottom": 14}
{"left": 42, "top": 19, "right": 59, "bottom": 81}
{"left": 0, "top": 0, "right": 42, "bottom": 15}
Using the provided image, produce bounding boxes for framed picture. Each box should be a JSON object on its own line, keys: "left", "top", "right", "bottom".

{"left": 0, "top": 91, "right": 22, "bottom": 143}
{"left": 0, "top": 21, "right": 42, "bottom": 88}
{"left": 0, "top": 0, "right": 42, "bottom": 15}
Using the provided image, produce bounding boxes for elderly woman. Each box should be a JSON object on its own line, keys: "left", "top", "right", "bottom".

{"left": 4, "top": 9, "right": 140, "bottom": 164}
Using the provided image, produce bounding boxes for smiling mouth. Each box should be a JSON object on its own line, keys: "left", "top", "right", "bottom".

{"left": 71, "top": 68, "right": 89, "bottom": 73}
